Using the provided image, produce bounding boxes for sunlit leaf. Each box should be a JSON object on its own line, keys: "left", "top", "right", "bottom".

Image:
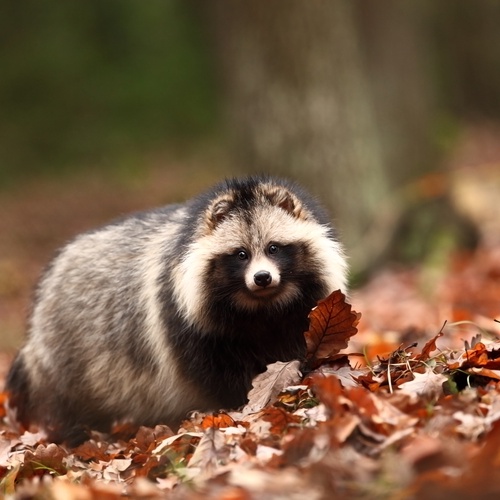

{"left": 304, "top": 290, "right": 361, "bottom": 369}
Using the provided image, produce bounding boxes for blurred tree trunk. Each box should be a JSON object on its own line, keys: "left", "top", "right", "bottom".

{"left": 202, "top": 0, "right": 477, "bottom": 273}
{"left": 432, "top": 0, "right": 500, "bottom": 118}
{"left": 354, "top": 1, "right": 436, "bottom": 186}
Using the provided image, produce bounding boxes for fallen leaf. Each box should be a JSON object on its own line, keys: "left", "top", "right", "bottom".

{"left": 202, "top": 413, "right": 235, "bottom": 429}
{"left": 131, "top": 454, "right": 169, "bottom": 481}
{"left": 188, "top": 428, "right": 226, "bottom": 479}
{"left": 304, "top": 290, "right": 361, "bottom": 370}
{"left": 152, "top": 432, "right": 202, "bottom": 456}
{"left": 20, "top": 444, "right": 68, "bottom": 481}
{"left": 293, "top": 404, "right": 329, "bottom": 426}
{"left": 102, "top": 458, "right": 132, "bottom": 482}
{"left": 315, "top": 357, "right": 367, "bottom": 388}
{"left": 310, "top": 373, "right": 348, "bottom": 415}
{"left": 73, "top": 440, "right": 110, "bottom": 462}
{"left": 133, "top": 425, "right": 174, "bottom": 453}
{"left": 20, "top": 430, "right": 47, "bottom": 448}
{"left": 468, "top": 367, "right": 500, "bottom": 381}
{"left": 281, "top": 428, "right": 330, "bottom": 467}
{"left": 399, "top": 368, "right": 448, "bottom": 398}
{"left": 448, "top": 341, "right": 500, "bottom": 370}
{"left": 418, "top": 329, "right": 444, "bottom": 361}
{"left": 243, "top": 361, "right": 302, "bottom": 416}
{"left": 367, "top": 392, "right": 419, "bottom": 431}
{"left": 261, "top": 407, "right": 301, "bottom": 435}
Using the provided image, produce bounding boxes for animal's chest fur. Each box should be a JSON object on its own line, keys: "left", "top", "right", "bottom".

{"left": 168, "top": 311, "right": 308, "bottom": 409}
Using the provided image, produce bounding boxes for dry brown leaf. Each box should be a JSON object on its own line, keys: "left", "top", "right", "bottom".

{"left": 73, "top": 440, "right": 110, "bottom": 462}
{"left": 418, "top": 330, "right": 444, "bottom": 361}
{"left": 399, "top": 368, "right": 448, "bottom": 398}
{"left": 102, "top": 458, "right": 132, "bottom": 482}
{"left": 152, "top": 431, "right": 202, "bottom": 457}
{"left": 201, "top": 413, "right": 235, "bottom": 429}
{"left": 304, "top": 290, "right": 361, "bottom": 370}
{"left": 133, "top": 425, "right": 174, "bottom": 453}
{"left": 367, "top": 393, "right": 419, "bottom": 430}
{"left": 19, "top": 431, "right": 46, "bottom": 448}
{"left": 21, "top": 443, "right": 68, "bottom": 481}
{"left": 314, "top": 357, "right": 367, "bottom": 388}
{"left": 468, "top": 367, "right": 500, "bottom": 380}
{"left": 448, "top": 341, "right": 500, "bottom": 371}
{"left": 261, "top": 407, "right": 301, "bottom": 435}
{"left": 132, "top": 454, "right": 170, "bottom": 481}
{"left": 280, "top": 428, "right": 331, "bottom": 467}
{"left": 243, "top": 361, "right": 302, "bottom": 416}
{"left": 310, "top": 373, "right": 346, "bottom": 414}
{"left": 187, "top": 428, "right": 226, "bottom": 476}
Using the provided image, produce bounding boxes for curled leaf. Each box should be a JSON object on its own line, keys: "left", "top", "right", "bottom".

{"left": 418, "top": 329, "right": 444, "bottom": 362}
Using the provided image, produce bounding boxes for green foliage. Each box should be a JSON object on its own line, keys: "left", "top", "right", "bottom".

{"left": 0, "top": 0, "right": 217, "bottom": 184}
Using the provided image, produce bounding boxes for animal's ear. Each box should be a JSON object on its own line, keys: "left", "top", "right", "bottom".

{"left": 263, "top": 186, "right": 305, "bottom": 219}
{"left": 205, "top": 195, "right": 235, "bottom": 231}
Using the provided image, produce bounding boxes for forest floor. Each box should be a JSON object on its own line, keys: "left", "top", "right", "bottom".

{"left": 1, "top": 124, "right": 500, "bottom": 498}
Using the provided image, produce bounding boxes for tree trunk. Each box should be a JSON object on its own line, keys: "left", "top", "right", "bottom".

{"left": 205, "top": 1, "right": 387, "bottom": 259}
{"left": 203, "top": 0, "right": 476, "bottom": 272}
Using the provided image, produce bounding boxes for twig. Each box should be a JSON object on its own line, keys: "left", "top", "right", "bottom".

{"left": 387, "top": 355, "right": 393, "bottom": 394}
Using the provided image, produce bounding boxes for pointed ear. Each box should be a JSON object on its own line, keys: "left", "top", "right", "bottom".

{"left": 205, "top": 195, "right": 235, "bottom": 231}
{"left": 263, "top": 186, "right": 305, "bottom": 219}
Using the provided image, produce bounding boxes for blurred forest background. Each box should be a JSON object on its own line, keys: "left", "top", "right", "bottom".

{"left": 1, "top": 0, "right": 500, "bottom": 349}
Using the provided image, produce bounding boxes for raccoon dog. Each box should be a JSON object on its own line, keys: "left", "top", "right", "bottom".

{"left": 6, "top": 176, "right": 348, "bottom": 444}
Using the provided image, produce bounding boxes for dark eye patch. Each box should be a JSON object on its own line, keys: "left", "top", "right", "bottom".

{"left": 268, "top": 244, "right": 295, "bottom": 271}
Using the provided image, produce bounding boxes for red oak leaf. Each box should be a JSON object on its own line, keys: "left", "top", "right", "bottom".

{"left": 304, "top": 290, "right": 361, "bottom": 370}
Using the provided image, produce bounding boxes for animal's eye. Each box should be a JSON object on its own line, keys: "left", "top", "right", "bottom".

{"left": 237, "top": 250, "right": 249, "bottom": 260}
{"left": 268, "top": 244, "right": 279, "bottom": 255}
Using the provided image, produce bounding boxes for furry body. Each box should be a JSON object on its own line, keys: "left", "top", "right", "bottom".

{"left": 7, "top": 176, "right": 347, "bottom": 443}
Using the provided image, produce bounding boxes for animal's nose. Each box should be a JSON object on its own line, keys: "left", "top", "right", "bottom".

{"left": 254, "top": 270, "right": 272, "bottom": 288}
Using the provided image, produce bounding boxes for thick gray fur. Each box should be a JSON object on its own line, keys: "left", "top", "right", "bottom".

{"left": 6, "top": 176, "right": 348, "bottom": 444}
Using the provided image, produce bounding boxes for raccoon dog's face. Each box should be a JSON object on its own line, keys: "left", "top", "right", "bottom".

{"left": 174, "top": 178, "right": 347, "bottom": 331}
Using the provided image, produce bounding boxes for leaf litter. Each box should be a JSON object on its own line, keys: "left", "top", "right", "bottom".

{"left": 1, "top": 251, "right": 500, "bottom": 498}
